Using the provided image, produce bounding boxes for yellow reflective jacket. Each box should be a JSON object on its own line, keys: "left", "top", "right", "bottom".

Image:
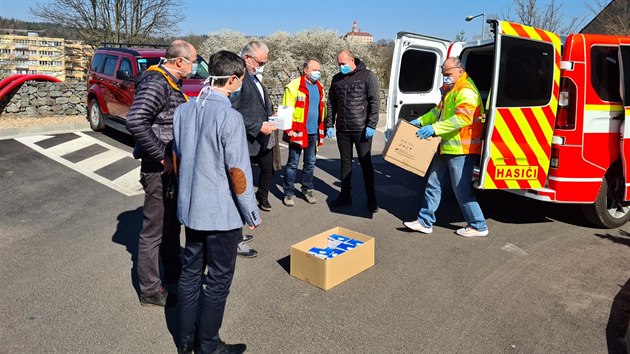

{"left": 419, "top": 72, "right": 483, "bottom": 155}
{"left": 281, "top": 76, "right": 326, "bottom": 148}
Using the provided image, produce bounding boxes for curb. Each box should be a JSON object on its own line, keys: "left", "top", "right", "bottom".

{"left": 0, "top": 122, "right": 92, "bottom": 140}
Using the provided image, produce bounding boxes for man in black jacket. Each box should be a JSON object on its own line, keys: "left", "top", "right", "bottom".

{"left": 126, "top": 40, "right": 197, "bottom": 307}
{"left": 326, "top": 49, "right": 380, "bottom": 213}
{"left": 230, "top": 40, "right": 276, "bottom": 258}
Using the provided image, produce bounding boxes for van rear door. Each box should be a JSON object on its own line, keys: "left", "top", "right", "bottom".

{"left": 618, "top": 40, "right": 630, "bottom": 199}
{"left": 386, "top": 32, "right": 451, "bottom": 140}
{"left": 477, "top": 20, "right": 562, "bottom": 189}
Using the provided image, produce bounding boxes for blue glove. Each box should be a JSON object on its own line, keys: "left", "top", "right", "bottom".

{"left": 365, "top": 127, "right": 375, "bottom": 139}
{"left": 326, "top": 127, "right": 335, "bottom": 138}
{"left": 416, "top": 125, "right": 435, "bottom": 139}
{"left": 409, "top": 119, "right": 421, "bottom": 126}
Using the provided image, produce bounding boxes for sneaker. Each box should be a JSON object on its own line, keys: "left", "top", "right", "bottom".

{"left": 237, "top": 242, "right": 258, "bottom": 258}
{"left": 456, "top": 226, "right": 489, "bottom": 237}
{"left": 403, "top": 220, "right": 433, "bottom": 234}
{"left": 330, "top": 194, "right": 352, "bottom": 207}
{"left": 256, "top": 195, "right": 272, "bottom": 212}
{"left": 303, "top": 190, "right": 317, "bottom": 204}
{"left": 140, "top": 287, "right": 168, "bottom": 307}
{"left": 283, "top": 195, "right": 295, "bottom": 207}
{"left": 242, "top": 234, "right": 254, "bottom": 243}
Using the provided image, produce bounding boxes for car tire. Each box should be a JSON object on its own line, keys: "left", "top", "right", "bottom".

{"left": 88, "top": 100, "right": 105, "bottom": 131}
{"left": 582, "top": 167, "right": 630, "bottom": 228}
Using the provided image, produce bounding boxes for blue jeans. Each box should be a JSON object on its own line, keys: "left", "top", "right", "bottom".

{"left": 283, "top": 134, "right": 318, "bottom": 196}
{"left": 417, "top": 153, "right": 488, "bottom": 231}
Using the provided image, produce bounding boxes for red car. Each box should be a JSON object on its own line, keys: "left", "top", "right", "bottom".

{"left": 86, "top": 46, "right": 208, "bottom": 133}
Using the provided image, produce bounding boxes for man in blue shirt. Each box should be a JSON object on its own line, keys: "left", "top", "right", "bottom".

{"left": 281, "top": 58, "right": 327, "bottom": 206}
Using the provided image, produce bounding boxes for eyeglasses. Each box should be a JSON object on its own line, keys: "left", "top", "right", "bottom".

{"left": 249, "top": 55, "right": 267, "bottom": 67}
{"left": 441, "top": 66, "right": 461, "bottom": 73}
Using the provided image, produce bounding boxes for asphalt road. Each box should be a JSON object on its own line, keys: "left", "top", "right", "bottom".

{"left": 1, "top": 124, "right": 630, "bottom": 353}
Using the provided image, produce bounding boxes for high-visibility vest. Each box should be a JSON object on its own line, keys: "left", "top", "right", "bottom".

{"left": 281, "top": 76, "right": 326, "bottom": 148}
{"left": 419, "top": 72, "right": 483, "bottom": 155}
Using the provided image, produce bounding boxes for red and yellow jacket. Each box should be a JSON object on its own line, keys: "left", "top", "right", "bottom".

{"left": 281, "top": 76, "right": 326, "bottom": 148}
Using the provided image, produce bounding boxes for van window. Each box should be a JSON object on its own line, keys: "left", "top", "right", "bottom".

{"left": 398, "top": 50, "right": 438, "bottom": 93}
{"left": 90, "top": 53, "right": 106, "bottom": 73}
{"left": 103, "top": 55, "right": 118, "bottom": 76}
{"left": 591, "top": 46, "right": 622, "bottom": 102}
{"left": 622, "top": 46, "right": 630, "bottom": 104}
{"left": 496, "top": 37, "right": 554, "bottom": 107}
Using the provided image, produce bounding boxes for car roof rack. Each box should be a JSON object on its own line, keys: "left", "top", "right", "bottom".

{"left": 100, "top": 42, "right": 169, "bottom": 49}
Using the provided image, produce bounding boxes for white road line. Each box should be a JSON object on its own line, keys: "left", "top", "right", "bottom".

{"left": 15, "top": 133, "right": 142, "bottom": 197}
{"left": 501, "top": 243, "right": 529, "bottom": 256}
{"left": 111, "top": 167, "right": 143, "bottom": 195}
{"left": 46, "top": 136, "right": 95, "bottom": 156}
{"left": 75, "top": 149, "right": 127, "bottom": 172}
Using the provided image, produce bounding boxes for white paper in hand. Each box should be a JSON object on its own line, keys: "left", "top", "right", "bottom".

{"left": 269, "top": 105, "right": 294, "bottom": 130}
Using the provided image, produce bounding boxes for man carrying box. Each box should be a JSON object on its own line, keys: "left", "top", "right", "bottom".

{"left": 281, "top": 58, "right": 327, "bottom": 207}
{"left": 403, "top": 57, "right": 489, "bottom": 238}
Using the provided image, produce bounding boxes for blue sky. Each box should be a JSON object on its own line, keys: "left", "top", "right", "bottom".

{"left": 1, "top": 0, "right": 599, "bottom": 41}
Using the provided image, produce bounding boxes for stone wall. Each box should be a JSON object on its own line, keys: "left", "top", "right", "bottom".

{"left": 0, "top": 82, "right": 86, "bottom": 117}
{"left": 0, "top": 83, "right": 387, "bottom": 118}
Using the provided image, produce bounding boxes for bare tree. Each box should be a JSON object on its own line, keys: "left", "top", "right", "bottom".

{"left": 455, "top": 30, "right": 467, "bottom": 42}
{"left": 504, "top": 0, "right": 585, "bottom": 35}
{"left": 30, "top": 0, "right": 183, "bottom": 48}
{"left": 584, "top": 0, "right": 630, "bottom": 35}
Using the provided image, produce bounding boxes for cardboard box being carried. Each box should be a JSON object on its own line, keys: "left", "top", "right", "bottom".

{"left": 290, "top": 227, "right": 375, "bottom": 290}
{"left": 382, "top": 119, "right": 441, "bottom": 176}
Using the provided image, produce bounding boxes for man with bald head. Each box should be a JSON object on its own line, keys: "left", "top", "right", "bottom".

{"left": 403, "top": 57, "right": 489, "bottom": 238}
{"left": 127, "top": 40, "right": 198, "bottom": 307}
{"left": 326, "top": 49, "right": 380, "bottom": 213}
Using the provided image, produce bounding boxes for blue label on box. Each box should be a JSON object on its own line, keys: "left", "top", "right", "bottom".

{"left": 344, "top": 238, "right": 364, "bottom": 247}
{"left": 308, "top": 247, "right": 335, "bottom": 259}
{"left": 329, "top": 234, "right": 352, "bottom": 243}
{"left": 335, "top": 243, "right": 356, "bottom": 251}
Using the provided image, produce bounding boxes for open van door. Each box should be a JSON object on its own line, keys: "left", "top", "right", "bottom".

{"left": 618, "top": 40, "right": 630, "bottom": 199}
{"left": 386, "top": 32, "right": 453, "bottom": 140}
{"left": 477, "top": 20, "right": 562, "bottom": 189}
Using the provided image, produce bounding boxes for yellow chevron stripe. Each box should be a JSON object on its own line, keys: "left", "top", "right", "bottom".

{"left": 511, "top": 108, "right": 550, "bottom": 169}
{"left": 523, "top": 25, "right": 542, "bottom": 41}
{"left": 483, "top": 170, "right": 497, "bottom": 189}
{"left": 494, "top": 111, "right": 528, "bottom": 165}
{"left": 501, "top": 22, "right": 517, "bottom": 36}
{"left": 549, "top": 90, "right": 559, "bottom": 115}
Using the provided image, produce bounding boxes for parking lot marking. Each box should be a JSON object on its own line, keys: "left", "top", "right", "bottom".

{"left": 15, "top": 133, "right": 143, "bottom": 197}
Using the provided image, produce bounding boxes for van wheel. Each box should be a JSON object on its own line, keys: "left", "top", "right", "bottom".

{"left": 88, "top": 100, "right": 105, "bottom": 131}
{"left": 582, "top": 171, "right": 630, "bottom": 228}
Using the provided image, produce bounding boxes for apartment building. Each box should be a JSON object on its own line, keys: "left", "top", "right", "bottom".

{"left": 0, "top": 29, "right": 66, "bottom": 80}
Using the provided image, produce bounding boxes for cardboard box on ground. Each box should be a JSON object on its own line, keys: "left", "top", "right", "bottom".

{"left": 382, "top": 119, "right": 441, "bottom": 177}
{"left": 290, "top": 227, "right": 375, "bottom": 291}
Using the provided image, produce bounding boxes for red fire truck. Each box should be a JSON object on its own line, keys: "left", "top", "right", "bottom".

{"left": 386, "top": 19, "right": 630, "bottom": 228}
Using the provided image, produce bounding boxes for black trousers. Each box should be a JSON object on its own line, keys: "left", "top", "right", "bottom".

{"left": 137, "top": 159, "right": 181, "bottom": 297}
{"left": 251, "top": 147, "right": 275, "bottom": 199}
{"left": 177, "top": 227, "right": 241, "bottom": 354}
{"left": 336, "top": 131, "right": 376, "bottom": 202}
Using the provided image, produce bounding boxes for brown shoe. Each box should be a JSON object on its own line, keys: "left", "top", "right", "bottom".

{"left": 140, "top": 287, "right": 168, "bottom": 307}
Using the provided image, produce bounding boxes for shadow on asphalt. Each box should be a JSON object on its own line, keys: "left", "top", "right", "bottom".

{"left": 111, "top": 206, "right": 181, "bottom": 346}
{"left": 111, "top": 207, "right": 143, "bottom": 297}
{"left": 594, "top": 230, "right": 630, "bottom": 353}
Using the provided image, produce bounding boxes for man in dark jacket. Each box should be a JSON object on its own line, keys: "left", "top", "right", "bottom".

{"left": 230, "top": 40, "right": 276, "bottom": 258}
{"left": 126, "top": 40, "right": 197, "bottom": 307}
{"left": 326, "top": 49, "right": 380, "bottom": 213}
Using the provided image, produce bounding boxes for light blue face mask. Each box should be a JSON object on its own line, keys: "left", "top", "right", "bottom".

{"left": 443, "top": 76, "right": 455, "bottom": 86}
{"left": 340, "top": 65, "right": 351, "bottom": 75}
{"left": 310, "top": 70, "right": 321, "bottom": 81}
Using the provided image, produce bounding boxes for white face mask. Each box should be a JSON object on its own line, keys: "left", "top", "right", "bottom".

{"left": 197, "top": 75, "right": 242, "bottom": 105}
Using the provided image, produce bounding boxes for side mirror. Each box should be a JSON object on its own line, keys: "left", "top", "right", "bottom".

{"left": 116, "top": 70, "right": 132, "bottom": 81}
